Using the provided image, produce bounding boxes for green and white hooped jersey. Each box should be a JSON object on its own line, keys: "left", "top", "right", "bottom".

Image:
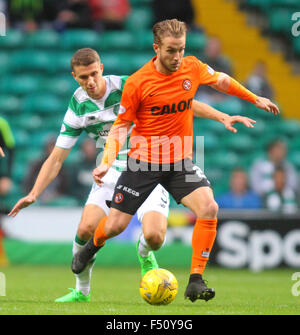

{"left": 56, "top": 75, "right": 129, "bottom": 171}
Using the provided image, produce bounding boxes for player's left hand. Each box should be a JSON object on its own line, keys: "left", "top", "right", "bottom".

{"left": 222, "top": 115, "right": 256, "bottom": 133}
{"left": 93, "top": 164, "right": 110, "bottom": 186}
{"left": 254, "top": 96, "right": 280, "bottom": 115}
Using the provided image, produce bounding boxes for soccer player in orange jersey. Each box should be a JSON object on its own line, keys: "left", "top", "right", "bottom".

{"left": 72, "top": 19, "right": 279, "bottom": 302}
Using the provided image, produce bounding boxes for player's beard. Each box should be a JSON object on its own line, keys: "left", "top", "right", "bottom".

{"left": 161, "top": 58, "right": 181, "bottom": 74}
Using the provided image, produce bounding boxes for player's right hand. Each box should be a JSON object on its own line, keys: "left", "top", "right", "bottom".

{"left": 0, "top": 146, "right": 5, "bottom": 158}
{"left": 93, "top": 164, "right": 110, "bottom": 186}
{"left": 8, "top": 194, "right": 37, "bottom": 218}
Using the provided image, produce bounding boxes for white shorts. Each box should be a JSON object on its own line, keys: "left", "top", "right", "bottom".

{"left": 85, "top": 167, "right": 169, "bottom": 221}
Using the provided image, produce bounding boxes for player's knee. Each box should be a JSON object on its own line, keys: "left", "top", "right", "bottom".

{"left": 77, "top": 221, "right": 95, "bottom": 240}
{"left": 106, "top": 219, "right": 126, "bottom": 237}
{"left": 145, "top": 231, "right": 165, "bottom": 250}
{"left": 197, "top": 199, "right": 219, "bottom": 219}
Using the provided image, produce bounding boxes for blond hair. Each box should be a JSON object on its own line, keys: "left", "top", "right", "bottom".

{"left": 153, "top": 19, "right": 187, "bottom": 45}
{"left": 71, "top": 48, "right": 100, "bottom": 71}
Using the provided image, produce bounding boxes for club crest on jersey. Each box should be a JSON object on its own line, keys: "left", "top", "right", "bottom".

{"left": 114, "top": 192, "right": 124, "bottom": 204}
{"left": 182, "top": 79, "right": 192, "bottom": 91}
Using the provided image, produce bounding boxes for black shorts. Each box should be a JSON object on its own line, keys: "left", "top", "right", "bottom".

{"left": 110, "top": 157, "right": 211, "bottom": 215}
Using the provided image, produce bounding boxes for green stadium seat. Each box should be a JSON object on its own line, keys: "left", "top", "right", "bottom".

{"left": 30, "top": 131, "right": 57, "bottom": 148}
{"left": 276, "top": 119, "right": 300, "bottom": 138}
{"left": 125, "top": 7, "right": 154, "bottom": 31}
{"left": 129, "top": 0, "right": 153, "bottom": 7}
{"left": 13, "top": 129, "right": 30, "bottom": 148}
{"left": 26, "top": 30, "right": 60, "bottom": 49}
{"left": 186, "top": 32, "right": 207, "bottom": 53}
{"left": 136, "top": 30, "right": 154, "bottom": 51}
{"left": 101, "top": 31, "right": 136, "bottom": 51}
{"left": 222, "top": 134, "right": 255, "bottom": 153}
{"left": 10, "top": 50, "right": 54, "bottom": 74}
{"left": 289, "top": 137, "right": 300, "bottom": 151}
{"left": 288, "top": 151, "right": 300, "bottom": 169}
{"left": 0, "top": 75, "right": 42, "bottom": 96}
{"left": 203, "top": 119, "right": 227, "bottom": 136}
{"left": 10, "top": 114, "right": 43, "bottom": 131}
{"left": 208, "top": 150, "right": 240, "bottom": 171}
{"left": 46, "top": 196, "right": 79, "bottom": 207}
{"left": 0, "top": 29, "right": 24, "bottom": 49}
{"left": 212, "top": 97, "right": 243, "bottom": 116}
{"left": 23, "top": 93, "right": 65, "bottom": 115}
{"left": 293, "top": 37, "right": 300, "bottom": 56}
{"left": 101, "top": 52, "right": 134, "bottom": 75}
{"left": 0, "top": 95, "right": 22, "bottom": 114}
{"left": 129, "top": 52, "right": 155, "bottom": 72}
{"left": 0, "top": 53, "right": 10, "bottom": 75}
{"left": 268, "top": 8, "right": 293, "bottom": 34}
{"left": 41, "top": 76, "right": 79, "bottom": 98}
{"left": 60, "top": 29, "right": 100, "bottom": 50}
{"left": 53, "top": 52, "right": 73, "bottom": 73}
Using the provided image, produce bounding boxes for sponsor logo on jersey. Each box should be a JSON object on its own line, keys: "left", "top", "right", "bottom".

{"left": 182, "top": 79, "right": 192, "bottom": 91}
{"left": 114, "top": 193, "right": 124, "bottom": 203}
{"left": 151, "top": 98, "right": 193, "bottom": 115}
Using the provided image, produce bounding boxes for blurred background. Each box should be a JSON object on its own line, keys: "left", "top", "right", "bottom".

{"left": 0, "top": 0, "right": 300, "bottom": 272}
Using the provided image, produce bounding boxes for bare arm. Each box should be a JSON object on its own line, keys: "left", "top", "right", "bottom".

{"left": 8, "top": 146, "right": 71, "bottom": 217}
{"left": 192, "top": 99, "right": 256, "bottom": 133}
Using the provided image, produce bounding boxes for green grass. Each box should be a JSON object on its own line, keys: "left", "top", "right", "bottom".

{"left": 0, "top": 265, "right": 299, "bottom": 315}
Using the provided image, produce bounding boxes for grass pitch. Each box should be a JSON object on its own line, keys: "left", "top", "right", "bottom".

{"left": 0, "top": 265, "right": 299, "bottom": 315}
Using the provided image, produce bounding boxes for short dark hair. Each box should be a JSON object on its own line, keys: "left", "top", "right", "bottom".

{"left": 71, "top": 48, "right": 100, "bottom": 71}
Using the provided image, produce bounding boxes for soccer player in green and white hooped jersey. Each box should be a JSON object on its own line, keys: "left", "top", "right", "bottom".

{"left": 8, "top": 48, "right": 258, "bottom": 302}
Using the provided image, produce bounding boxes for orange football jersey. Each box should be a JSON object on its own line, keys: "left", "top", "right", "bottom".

{"left": 118, "top": 56, "right": 219, "bottom": 164}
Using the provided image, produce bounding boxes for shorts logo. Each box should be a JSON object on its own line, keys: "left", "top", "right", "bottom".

{"left": 182, "top": 79, "right": 192, "bottom": 91}
{"left": 201, "top": 251, "right": 210, "bottom": 258}
{"left": 114, "top": 193, "right": 124, "bottom": 203}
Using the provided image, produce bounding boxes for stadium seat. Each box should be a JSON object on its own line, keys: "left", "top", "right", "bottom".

{"left": 129, "top": 0, "right": 153, "bottom": 7}
{"left": 10, "top": 50, "right": 54, "bottom": 74}
{"left": 288, "top": 151, "right": 300, "bottom": 169}
{"left": 0, "top": 95, "right": 22, "bottom": 114}
{"left": 186, "top": 32, "right": 207, "bottom": 53}
{"left": 13, "top": 129, "right": 31, "bottom": 148}
{"left": 60, "top": 29, "right": 100, "bottom": 50}
{"left": 46, "top": 196, "right": 79, "bottom": 207}
{"left": 100, "top": 31, "right": 136, "bottom": 51}
{"left": 136, "top": 30, "right": 154, "bottom": 51}
{"left": 125, "top": 7, "right": 154, "bottom": 31}
{"left": 10, "top": 114, "right": 43, "bottom": 132}
{"left": 293, "top": 37, "right": 300, "bottom": 56}
{"left": 0, "top": 53, "right": 10, "bottom": 75}
{"left": 41, "top": 76, "right": 79, "bottom": 98}
{"left": 212, "top": 97, "right": 243, "bottom": 116}
{"left": 276, "top": 119, "right": 300, "bottom": 138}
{"left": 53, "top": 52, "right": 74, "bottom": 73}
{"left": 0, "top": 29, "right": 24, "bottom": 49}
{"left": 23, "top": 93, "right": 65, "bottom": 115}
{"left": 30, "top": 131, "right": 57, "bottom": 148}
{"left": 222, "top": 134, "right": 255, "bottom": 153}
{"left": 0, "top": 75, "right": 42, "bottom": 96}
{"left": 268, "top": 8, "right": 293, "bottom": 34}
{"left": 101, "top": 52, "right": 135, "bottom": 75}
{"left": 129, "top": 52, "right": 155, "bottom": 71}
{"left": 25, "top": 30, "right": 60, "bottom": 49}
